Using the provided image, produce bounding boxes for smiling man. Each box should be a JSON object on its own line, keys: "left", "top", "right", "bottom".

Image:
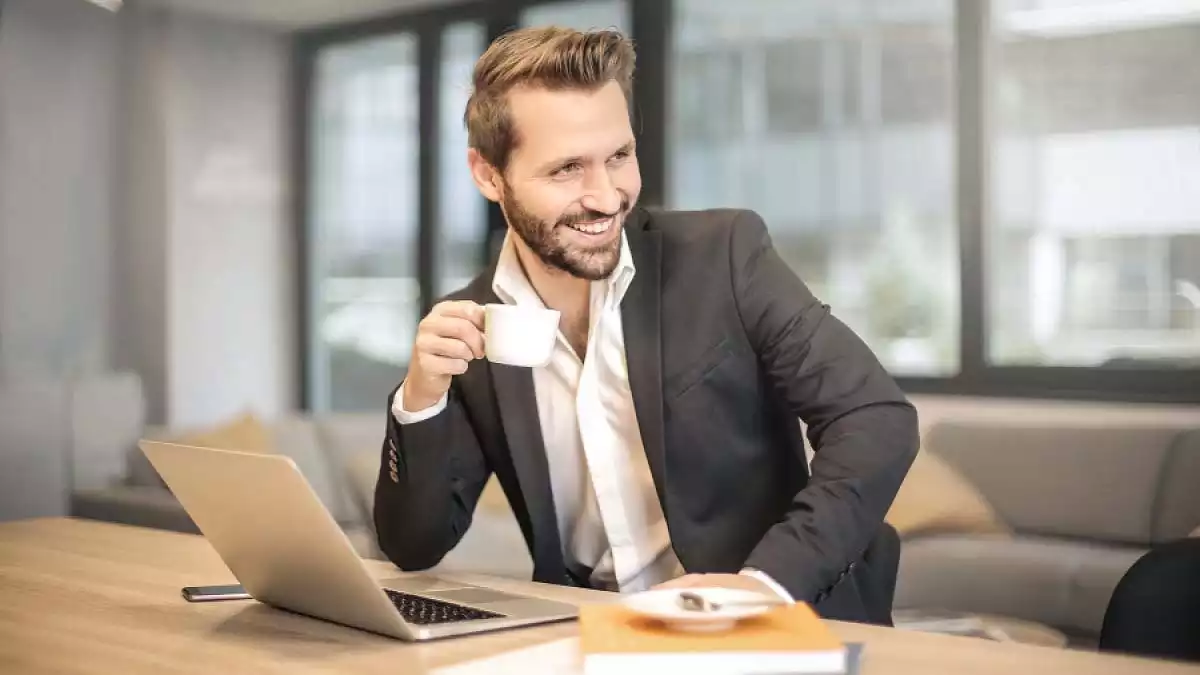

{"left": 374, "top": 26, "right": 919, "bottom": 624}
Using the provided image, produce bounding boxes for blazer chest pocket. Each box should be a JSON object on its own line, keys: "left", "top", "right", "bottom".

{"left": 665, "top": 337, "right": 733, "bottom": 401}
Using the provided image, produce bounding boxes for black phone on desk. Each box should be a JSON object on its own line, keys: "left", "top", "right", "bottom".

{"left": 181, "top": 584, "right": 251, "bottom": 602}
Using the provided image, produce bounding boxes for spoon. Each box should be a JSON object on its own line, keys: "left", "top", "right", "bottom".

{"left": 675, "top": 590, "right": 789, "bottom": 613}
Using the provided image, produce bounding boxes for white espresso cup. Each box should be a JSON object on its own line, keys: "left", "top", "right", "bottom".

{"left": 483, "top": 303, "right": 560, "bottom": 367}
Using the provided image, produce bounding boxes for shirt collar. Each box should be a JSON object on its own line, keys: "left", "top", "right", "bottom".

{"left": 491, "top": 229, "right": 637, "bottom": 308}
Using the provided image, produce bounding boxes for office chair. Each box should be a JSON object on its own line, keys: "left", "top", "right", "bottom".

{"left": 1099, "top": 536, "right": 1200, "bottom": 663}
{"left": 858, "top": 521, "right": 902, "bottom": 626}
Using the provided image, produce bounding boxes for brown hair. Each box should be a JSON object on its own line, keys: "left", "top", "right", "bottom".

{"left": 465, "top": 26, "right": 635, "bottom": 173}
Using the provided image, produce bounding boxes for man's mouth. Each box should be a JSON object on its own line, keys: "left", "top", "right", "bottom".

{"left": 564, "top": 216, "right": 614, "bottom": 235}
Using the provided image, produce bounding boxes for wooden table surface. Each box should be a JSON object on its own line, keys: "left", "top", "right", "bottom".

{"left": 0, "top": 518, "right": 1193, "bottom": 674}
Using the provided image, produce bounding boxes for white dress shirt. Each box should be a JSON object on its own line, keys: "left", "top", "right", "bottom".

{"left": 393, "top": 231, "right": 792, "bottom": 599}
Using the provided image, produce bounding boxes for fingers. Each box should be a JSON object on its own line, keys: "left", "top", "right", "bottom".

{"left": 418, "top": 354, "right": 470, "bottom": 376}
{"left": 405, "top": 302, "right": 486, "bottom": 407}
{"left": 417, "top": 333, "right": 477, "bottom": 363}
{"left": 424, "top": 304, "right": 485, "bottom": 359}
{"left": 435, "top": 300, "right": 485, "bottom": 329}
{"left": 432, "top": 316, "right": 485, "bottom": 359}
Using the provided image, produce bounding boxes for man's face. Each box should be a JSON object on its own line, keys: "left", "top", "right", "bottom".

{"left": 476, "top": 80, "right": 641, "bottom": 281}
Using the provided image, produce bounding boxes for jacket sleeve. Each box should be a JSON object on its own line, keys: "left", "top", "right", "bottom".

{"left": 373, "top": 379, "right": 491, "bottom": 570}
{"left": 730, "top": 209, "right": 919, "bottom": 602}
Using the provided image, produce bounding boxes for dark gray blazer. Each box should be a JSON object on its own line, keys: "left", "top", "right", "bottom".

{"left": 374, "top": 207, "right": 919, "bottom": 622}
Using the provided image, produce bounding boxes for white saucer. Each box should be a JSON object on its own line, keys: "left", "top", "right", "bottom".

{"left": 620, "top": 588, "right": 776, "bottom": 633}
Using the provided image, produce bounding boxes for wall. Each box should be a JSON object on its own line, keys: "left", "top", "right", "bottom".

{"left": 0, "top": 0, "right": 295, "bottom": 520}
{"left": 0, "top": 0, "right": 123, "bottom": 519}
{"left": 0, "top": 0, "right": 121, "bottom": 380}
{"left": 0, "top": 0, "right": 295, "bottom": 428}
{"left": 158, "top": 10, "right": 294, "bottom": 428}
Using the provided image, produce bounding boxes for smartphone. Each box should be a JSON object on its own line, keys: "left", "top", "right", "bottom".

{"left": 181, "top": 584, "right": 251, "bottom": 602}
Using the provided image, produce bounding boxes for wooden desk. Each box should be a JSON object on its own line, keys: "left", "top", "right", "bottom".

{"left": 0, "top": 518, "right": 1192, "bottom": 674}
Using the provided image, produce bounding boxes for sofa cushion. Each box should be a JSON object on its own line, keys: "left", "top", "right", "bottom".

{"left": 924, "top": 422, "right": 1186, "bottom": 545}
{"left": 885, "top": 449, "right": 1009, "bottom": 538}
{"left": 128, "top": 412, "right": 274, "bottom": 489}
{"left": 1152, "top": 429, "right": 1200, "bottom": 542}
{"left": 344, "top": 448, "right": 381, "bottom": 525}
{"left": 172, "top": 411, "right": 274, "bottom": 454}
{"left": 896, "top": 534, "right": 1146, "bottom": 637}
{"left": 315, "top": 413, "right": 382, "bottom": 467}
{"left": 271, "top": 415, "right": 357, "bottom": 525}
{"left": 313, "top": 414, "right": 388, "bottom": 525}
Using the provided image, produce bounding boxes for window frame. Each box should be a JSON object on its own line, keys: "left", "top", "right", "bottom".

{"left": 293, "top": 0, "right": 1200, "bottom": 410}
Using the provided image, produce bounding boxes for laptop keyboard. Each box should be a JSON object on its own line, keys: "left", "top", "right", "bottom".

{"left": 383, "top": 588, "right": 504, "bottom": 625}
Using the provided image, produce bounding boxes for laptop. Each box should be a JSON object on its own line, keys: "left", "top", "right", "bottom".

{"left": 138, "top": 440, "right": 579, "bottom": 641}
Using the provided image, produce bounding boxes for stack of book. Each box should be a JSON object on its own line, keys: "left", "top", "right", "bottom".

{"left": 435, "top": 601, "right": 861, "bottom": 675}
{"left": 579, "top": 601, "right": 853, "bottom": 675}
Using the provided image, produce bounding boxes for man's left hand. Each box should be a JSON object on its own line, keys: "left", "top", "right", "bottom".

{"left": 652, "top": 573, "right": 777, "bottom": 596}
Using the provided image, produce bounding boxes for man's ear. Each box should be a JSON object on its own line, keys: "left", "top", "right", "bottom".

{"left": 467, "top": 148, "right": 502, "bottom": 203}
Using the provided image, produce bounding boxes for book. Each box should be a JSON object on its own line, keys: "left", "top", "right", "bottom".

{"left": 579, "top": 602, "right": 849, "bottom": 675}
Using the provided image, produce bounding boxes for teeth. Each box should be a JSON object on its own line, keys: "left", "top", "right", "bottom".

{"left": 569, "top": 218, "right": 612, "bottom": 235}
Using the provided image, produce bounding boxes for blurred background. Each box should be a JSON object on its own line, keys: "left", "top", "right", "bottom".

{"left": 1, "top": 0, "right": 1199, "bottom": 617}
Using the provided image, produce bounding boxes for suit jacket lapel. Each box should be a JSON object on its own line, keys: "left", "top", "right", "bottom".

{"left": 621, "top": 222, "right": 669, "bottom": 515}
{"left": 483, "top": 284, "right": 566, "bottom": 583}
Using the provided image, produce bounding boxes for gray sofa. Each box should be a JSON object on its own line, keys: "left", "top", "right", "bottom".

{"left": 72, "top": 411, "right": 383, "bottom": 555}
{"left": 894, "top": 421, "right": 1200, "bottom": 645}
{"left": 53, "top": 374, "right": 1200, "bottom": 648}
{"left": 70, "top": 403, "right": 534, "bottom": 578}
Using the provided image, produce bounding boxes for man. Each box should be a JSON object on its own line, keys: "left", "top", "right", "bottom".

{"left": 375, "top": 26, "right": 919, "bottom": 624}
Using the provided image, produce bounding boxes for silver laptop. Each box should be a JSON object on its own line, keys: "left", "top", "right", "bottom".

{"left": 138, "top": 440, "right": 579, "bottom": 641}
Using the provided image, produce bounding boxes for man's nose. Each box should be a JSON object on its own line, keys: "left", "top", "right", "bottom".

{"left": 580, "top": 171, "right": 623, "bottom": 215}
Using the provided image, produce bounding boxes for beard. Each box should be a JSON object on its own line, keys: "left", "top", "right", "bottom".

{"left": 500, "top": 188, "right": 631, "bottom": 281}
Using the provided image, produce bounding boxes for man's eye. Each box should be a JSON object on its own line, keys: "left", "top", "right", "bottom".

{"left": 553, "top": 162, "right": 582, "bottom": 176}
{"left": 610, "top": 150, "right": 630, "bottom": 161}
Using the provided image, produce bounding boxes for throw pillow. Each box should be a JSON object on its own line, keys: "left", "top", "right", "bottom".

{"left": 133, "top": 411, "right": 275, "bottom": 490}
{"left": 172, "top": 411, "right": 275, "bottom": 454}
{"left": 885, "top": 448, "right": 1010, "bottom": 538}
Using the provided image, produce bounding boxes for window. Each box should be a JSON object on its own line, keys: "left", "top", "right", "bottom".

{"left": 307, "top": 34, "right": 419, "bottom": 412}
{"left": 669, "top": 0, "right": 959, "bottom": 376}
{"left": 520, "top": 0, "right": 630, "bottom": 33}
{"left": 437, "top": 23, "right": 488, "bottom": 299}
{"left": 298, "top": 0, "right": 1200, "bottom": 405}
{"left": 988, "top": 0, "right": 1200, "bottom": 368}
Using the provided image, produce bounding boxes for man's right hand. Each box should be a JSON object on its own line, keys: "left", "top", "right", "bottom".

{"left": 402, "top": 300, "right": 486, "bottom": 411}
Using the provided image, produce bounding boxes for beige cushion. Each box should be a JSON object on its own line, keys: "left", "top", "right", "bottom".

{"left": 1190, "top": 524, "right": 1200, "bottom": 538}
{"left": 172, "top": 411, "right": 274, "bottom": 454}
{"left": 131, "top": 412, "right": 275, "bottom": 490}
{"left": 885, "top": 449, "right": 1009, "bottom": 538}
